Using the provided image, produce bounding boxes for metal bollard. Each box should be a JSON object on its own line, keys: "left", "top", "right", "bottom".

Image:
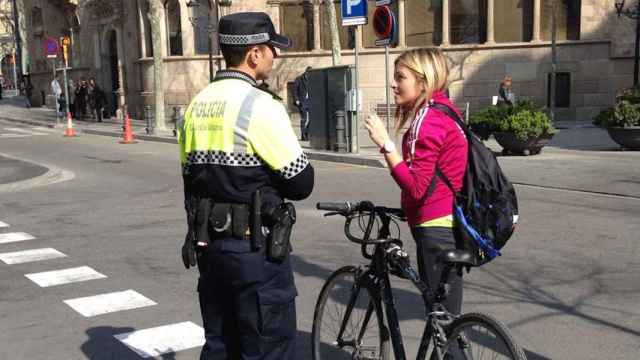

{"left": 334, "top": 110, "right": 347, "bottom": 153}
{"left": 144, "top": 105, "right": 154, "bottom": 134}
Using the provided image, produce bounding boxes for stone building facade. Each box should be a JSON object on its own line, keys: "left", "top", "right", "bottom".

{"left": 12, "top": 0, "right": 639, "bottom": 122}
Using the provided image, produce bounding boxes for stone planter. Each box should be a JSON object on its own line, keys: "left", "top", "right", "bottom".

{"left": 494, "top": 132, "right": 555, "bottom": 156}
{"left": 606, "top": 127, "right": 640, "bottom": 150}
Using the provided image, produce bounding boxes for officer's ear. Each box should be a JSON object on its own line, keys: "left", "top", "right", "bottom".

{"left": 246, "top": 46, "right": 262, "bottom": 68}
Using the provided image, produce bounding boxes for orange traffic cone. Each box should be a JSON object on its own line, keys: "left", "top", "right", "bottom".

{"left": 120, "top": 113, "right": 137, "bottom": 144}
{"left": 63, "top": 112, "right": 77, "bottom": 137}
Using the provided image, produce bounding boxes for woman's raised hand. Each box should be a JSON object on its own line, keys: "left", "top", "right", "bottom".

{"left": 364, "top": 113, "right": 390, "bottom": 149}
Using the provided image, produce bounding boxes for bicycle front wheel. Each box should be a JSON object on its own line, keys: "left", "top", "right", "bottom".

{"left": 311, "top": 266, "right": 389, "bottom": 360}
{"left": 440, "top": 312, "right": 527, "bottom": 360}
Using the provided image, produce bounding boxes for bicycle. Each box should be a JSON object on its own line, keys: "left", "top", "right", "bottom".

{"left": 312, "top": 201, "right": 527, "bottom": 360}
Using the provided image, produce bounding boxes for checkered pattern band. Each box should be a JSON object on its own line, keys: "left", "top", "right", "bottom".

{"left": 214, "top": 70, "right": 257, "bottom": 86}
{"left": 219, "top": 32, "right": 270, "bottom": 45}
{"left": 278, "top": 153, "right": 309, "bottom": 180}
{"left": 185, "top": 150, "right": 264, "bottom": 170}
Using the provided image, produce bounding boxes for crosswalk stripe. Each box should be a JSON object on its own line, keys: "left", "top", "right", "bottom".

{"left": 25, "top": 266, "right": 107, "bottom": 288}
{"left": 5, "top": 127, "right": 49, "bottom": 135}
{"left": 0, "top": 221, "right": 8, "bottom": 228}
{"left": 0, "top": 248, "right": 67, "bottom": 265}
{"left": 63, "top": 289, "right": 157, "bottom": 317}
{"left": 0, "top": 232, "right": 36, "bottom": 244}
{"left": 114, "top": 321, "right": 205, "bottom": 358}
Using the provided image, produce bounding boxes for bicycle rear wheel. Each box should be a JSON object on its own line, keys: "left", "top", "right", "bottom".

{"left": 440, "top": 312, "right": 527, "bottom": 360}
{"left": 311, "top": 266, "right": 389, "bottom": 360}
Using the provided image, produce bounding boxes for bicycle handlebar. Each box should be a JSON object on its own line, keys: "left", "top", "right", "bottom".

{"left": 316, "top": 201, "right": 405, "bottom": 245}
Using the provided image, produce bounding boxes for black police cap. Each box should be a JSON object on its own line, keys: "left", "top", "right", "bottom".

{"left": 219, "top": 12, "right": 291, "bottom": 49}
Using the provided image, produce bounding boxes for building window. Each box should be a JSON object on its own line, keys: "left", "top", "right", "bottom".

{"left": 321, "top": 1, "right": 354, "bottom": 50}
{"left": 450, "top": 0, "right": 487, "bottom": 44}
{"left": 547, "top": 72, "right": 571, "bottom": 108}
{"left": 164, "top": 0, "right": 183, "bottom": 56}
{"left": 32, "top": 7, "right": 43, "bottom": 36}
{"left": 406, "top": 0, "right": 443, "bottom": 47}
{"left": 541, "top": 0, "right": 581, "bottom": 41}
{"left": 281, "top": 2, "right": 314, "bottom": 51}
{"left": 194, "top": 0, "right": 214, "bottom": 55}
{"left": 495, "top": 0, "right": 534, "bottom": 42}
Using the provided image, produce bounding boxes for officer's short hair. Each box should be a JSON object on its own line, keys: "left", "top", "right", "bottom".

{"left": 221, "top": 45, "right": 252, "bottom": 67}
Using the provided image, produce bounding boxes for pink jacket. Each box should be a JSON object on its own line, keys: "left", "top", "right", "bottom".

{"left": 390, "top": 92, "right": 468, "bottom": 226}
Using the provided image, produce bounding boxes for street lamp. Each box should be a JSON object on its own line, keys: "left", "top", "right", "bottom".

{"left": 187, "top": 0, "right": 216, "bottom": 83}
{"left": 615, "top": 0, "right": 640, "bottom": 86}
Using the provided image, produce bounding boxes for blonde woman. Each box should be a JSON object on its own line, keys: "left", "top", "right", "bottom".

{"left": 365, "top": 48, "right": 468, "bottom": 314}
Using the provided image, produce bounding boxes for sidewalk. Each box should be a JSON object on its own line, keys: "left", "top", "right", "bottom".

{"left": 0, "top": 96, "right": 624, "bottom": 155}
{"left": 0, "top": 97, "right": 386, "bottom": 168}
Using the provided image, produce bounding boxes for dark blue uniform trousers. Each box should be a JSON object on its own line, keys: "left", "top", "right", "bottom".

{"left": 197, "top": 238, "right": 297, "bottom": 360}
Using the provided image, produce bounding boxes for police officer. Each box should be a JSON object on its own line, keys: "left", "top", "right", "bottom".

{"left": 178, "top": 12, "right": 314, "bottom": 360}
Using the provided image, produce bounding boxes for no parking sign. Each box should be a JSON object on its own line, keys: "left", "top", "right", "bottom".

{"left": 44, "top": 37, "right": 59, "bottom": 59}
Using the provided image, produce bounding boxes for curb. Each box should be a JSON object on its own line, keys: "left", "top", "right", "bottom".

{"left": 0, "top": 116, "right": 387, "bottom": 168}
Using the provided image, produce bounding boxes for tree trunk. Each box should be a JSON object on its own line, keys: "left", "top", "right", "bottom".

{"left": 147, "top": 0, "right": 166, "bottom": 131}
{"left": 323, "top": 0, "right": 341, "bottom": 65}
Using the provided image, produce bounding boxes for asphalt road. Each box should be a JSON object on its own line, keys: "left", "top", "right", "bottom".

{"left": 0, "top": 119, "right": 638, "bottom": 359}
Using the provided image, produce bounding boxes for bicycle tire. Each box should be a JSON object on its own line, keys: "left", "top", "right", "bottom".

{"left": 438, "top": 312, "right": 527, "bottom": 360}
{"left": 311, "top": 266, "right": 390, "bottom": 360}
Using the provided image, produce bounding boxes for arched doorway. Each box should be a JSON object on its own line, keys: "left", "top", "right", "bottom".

{"left": 103, "top": 29, "right": 119, "bottom": 117}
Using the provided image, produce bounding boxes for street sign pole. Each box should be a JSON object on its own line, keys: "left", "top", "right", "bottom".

{"left": 341, "top": 0, "right": 367, "bottom": 153}
{"left": 61, "top": 37, "right": 71, "bottom": 117}
{"left": 353, "top": 25, "right": 360, "bottom": 153}
{"left": 384, "top": 45, "right": 390, "bottom": 132}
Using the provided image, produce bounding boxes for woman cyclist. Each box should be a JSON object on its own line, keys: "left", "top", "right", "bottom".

{"left": 364, "top": 48, "right": 468, "bottom": 315}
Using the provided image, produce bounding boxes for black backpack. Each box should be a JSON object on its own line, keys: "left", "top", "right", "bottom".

{"left": 429, "top": 102, "right": 519, "bottom": 266}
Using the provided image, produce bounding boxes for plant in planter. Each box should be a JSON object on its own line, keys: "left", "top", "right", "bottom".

{"left": 469, "top": 100, "right": 557, "bottom": 155}
{"left": 593, "top": 86, "right": 640, "bottom": 150}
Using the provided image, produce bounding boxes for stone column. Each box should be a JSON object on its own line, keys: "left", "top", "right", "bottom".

{"left": 486, "top": 0, "right": 495, "bottom": 44}
{"left": 398, "top": 0, "right": 406, "bottom": 47}
{"left": 137, "top": 0, "right": 148, "bottom": 57}
{"left": 533, "top": 0, "right": 541, "bottom": 42}
{"left": 180, "top": 0, "right": 195, "bottom": 55}
{"left": 313, "top": 3, "right": 321, "bottom": 50}
{"left": 442, "top": 0, "right": 450, "bottom": 46}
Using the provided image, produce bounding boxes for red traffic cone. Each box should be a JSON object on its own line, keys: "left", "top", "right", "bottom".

{"left": 120, "top": 113, "right": 137, "bottom": 144}
{"left": 63, "top": 112, "right": 77, "bottom": 137}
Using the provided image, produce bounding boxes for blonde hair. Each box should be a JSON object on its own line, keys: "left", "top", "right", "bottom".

{"left": 394, "top": 48, "right": 449, "bottom": 133}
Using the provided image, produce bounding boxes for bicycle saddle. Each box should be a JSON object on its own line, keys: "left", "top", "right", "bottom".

{"left": 436, "top": 249, "right": 477, "bottom": 267}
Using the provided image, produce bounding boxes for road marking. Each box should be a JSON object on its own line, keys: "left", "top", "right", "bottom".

{"left": 5, "top": 127, "right": 49, "bottom": 135}
{"left": 25, "top": 266, "right": 107, "bottom": 288}
{"left": 63, "top": 290, "right": 157, "bottom": 317}
{"left": 114, "top": 321, "right": 205, "bottom": 358}
{"left": 0, "top": 133, "right": 30, "bottom": 138}
{"left": 0, "top": 232, "right": 36, "bottom": 244}
{"left": 0, "top": 248, "right": 66, "bottom": 265}
{"left": 0, "top": 221, "right": 8, "bottom": 228}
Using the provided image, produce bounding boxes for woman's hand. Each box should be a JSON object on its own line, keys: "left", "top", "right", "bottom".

{"left": 364, "top": 113, "right": 390, "bottom": 149}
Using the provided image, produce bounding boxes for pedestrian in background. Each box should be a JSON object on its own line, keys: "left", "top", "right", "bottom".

{"left": 365, "top": 48, "right": 468, "bottom": 316}
{"left": 22, "top": 76, "right": 33, "bottom": 108}
{"left": 51, "top": 74, "right": 62, "bottom": 114}
{"left": 497, "top": 75, "right": 515, "bottom": 107}
{"left": 0, "top": 75, "right": 4, "bottom": 100}
{"left": 178, "top": 12, "right": 314, "bottom": 360}
{"left": 89, "top": 78, "right": 105, "bottom": 122}
{"left": 293, "top": 66, "right": 311, "bottom": 141}
{"left": 68, "top": 79, "right": 77, "bottom": 119}
{"left": 75, "top": 78, "right": 88, "bottom": 120}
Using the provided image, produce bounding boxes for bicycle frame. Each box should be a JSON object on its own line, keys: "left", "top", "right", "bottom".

{"left": 335, "top": 211, "right": 456, "bottom": 360}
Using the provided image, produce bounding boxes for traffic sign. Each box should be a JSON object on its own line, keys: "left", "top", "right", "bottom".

{"left": 44, "top": 37, "right": 59, "bottom": 58}
{"left": 372, "top": 5, "right": 397, "bottom": 46}
{"left": 341, "top": 0, "right": 367, "bottom": 26}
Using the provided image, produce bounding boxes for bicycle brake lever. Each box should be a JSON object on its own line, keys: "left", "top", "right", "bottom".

{"left": 323, "top": 211, "right": 341, "bottom": 217}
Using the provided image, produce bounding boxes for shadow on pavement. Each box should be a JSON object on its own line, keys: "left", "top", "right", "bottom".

{"left": 80, "top": 326, "right": 149, "bottom": 360}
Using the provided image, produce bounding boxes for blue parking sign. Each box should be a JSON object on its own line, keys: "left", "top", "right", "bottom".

{"left": 341, "top": 0, "right": 367, "bottom": 26}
